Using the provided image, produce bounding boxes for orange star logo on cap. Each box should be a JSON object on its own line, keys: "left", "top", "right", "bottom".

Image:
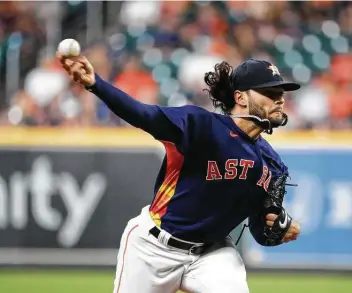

{"left": 268, "top": 65, "right": 280, "bottom": 76}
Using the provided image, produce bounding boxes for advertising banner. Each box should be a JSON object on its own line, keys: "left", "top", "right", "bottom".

{"left": 0, "top": 128, "right": 351, "bottom": 269}
{"left": 0, "top": 147, "right": 163, "bottom": 265}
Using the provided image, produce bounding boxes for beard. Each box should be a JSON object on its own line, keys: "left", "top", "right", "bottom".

{"left": 248, "top": 96, "right": 287, "bottom": 128}
{"left": 248, "top": 96, "right": 267, "bottom": 120}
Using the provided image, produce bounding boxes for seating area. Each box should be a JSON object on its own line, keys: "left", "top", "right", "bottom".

{"left": 0, "top": 1, "right": 351, "bottom": 129}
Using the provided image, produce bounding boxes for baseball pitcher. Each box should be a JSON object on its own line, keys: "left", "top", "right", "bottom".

{"left": 57, "top": 54, "right": 301, "bottom": 293}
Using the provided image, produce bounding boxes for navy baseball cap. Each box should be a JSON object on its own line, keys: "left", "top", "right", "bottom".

{"left": 231, "top": 59, "right": 300, "bottom": 91}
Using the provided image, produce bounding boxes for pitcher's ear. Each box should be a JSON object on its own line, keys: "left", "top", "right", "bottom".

{"left": 234, "top": 91, "right": 247, "bottom": 108}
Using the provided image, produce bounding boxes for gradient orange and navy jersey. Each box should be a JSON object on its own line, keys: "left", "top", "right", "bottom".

{"left": 148, "top": 106, "right": 289, "bottom": 243}
{"left": 89, "top": 75, "right": 289, "bottom": 244}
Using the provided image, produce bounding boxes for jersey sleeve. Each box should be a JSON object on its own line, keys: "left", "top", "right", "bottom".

{"left": 87, "top": 74, "right": 211, "bottom": 154}
{"left": 157, "top": 105, "right": 211, "bottom": 153}
{"left": 259, "top": 136, "right": 289, "bottom": 178}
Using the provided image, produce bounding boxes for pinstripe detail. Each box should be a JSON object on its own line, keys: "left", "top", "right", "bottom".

{"left": 115, "top": 224, "right": 139, "bottom": 293}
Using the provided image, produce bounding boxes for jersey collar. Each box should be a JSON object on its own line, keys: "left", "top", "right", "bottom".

{"left": 215, "top": 113, "right": 260, "bottom": 144}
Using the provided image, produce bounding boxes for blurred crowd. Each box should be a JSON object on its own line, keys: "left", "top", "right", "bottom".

{"left": 0, "top": 1, "right": 351, "bottom": 130}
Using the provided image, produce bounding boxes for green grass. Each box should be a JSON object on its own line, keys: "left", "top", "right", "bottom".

{"left": 248, "top": 273, "right": 352, "bottom": 293}
{"left": 0, "top": 269, "right": 351, "bottom": 293}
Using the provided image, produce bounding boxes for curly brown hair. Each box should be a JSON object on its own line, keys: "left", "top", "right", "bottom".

{"left": 203, "top": 61, "right": 235, "bottom": 115}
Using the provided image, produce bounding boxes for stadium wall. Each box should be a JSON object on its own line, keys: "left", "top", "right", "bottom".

{"left": 0, "top": 128, "right": 351, "bottom": 270}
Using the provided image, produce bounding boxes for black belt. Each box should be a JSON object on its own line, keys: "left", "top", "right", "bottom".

{"left": 149, "top": 226, "right": 207, "bottom": 255}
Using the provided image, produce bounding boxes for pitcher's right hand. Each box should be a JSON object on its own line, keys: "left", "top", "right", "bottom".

{"left": 56, "top": 52, "right": 96, "bottom": 87}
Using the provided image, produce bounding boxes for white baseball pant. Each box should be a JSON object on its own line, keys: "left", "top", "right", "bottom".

{"left": 113, "top": 206, "right": 249, "bottom": 293}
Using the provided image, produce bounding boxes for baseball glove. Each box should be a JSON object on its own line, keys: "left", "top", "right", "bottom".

{"left": 262, "top": 175, "right": 292, "bottom": 246}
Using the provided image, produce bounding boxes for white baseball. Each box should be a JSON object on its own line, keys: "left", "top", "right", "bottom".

{"left": 57, "top": 38, "right": 81, "bottom": 57}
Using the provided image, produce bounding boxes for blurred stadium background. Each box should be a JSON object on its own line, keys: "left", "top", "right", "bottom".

{"left": 0, "top": 1, "right": 351, "bottom": 293}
